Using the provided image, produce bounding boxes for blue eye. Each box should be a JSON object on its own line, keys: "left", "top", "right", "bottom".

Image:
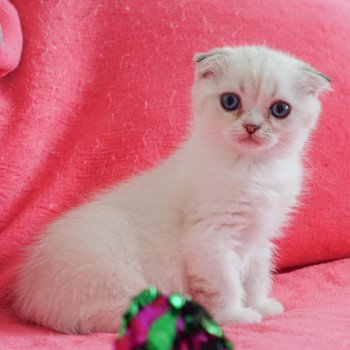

{"left": 270, "top": 102, "right": 291, "bottom": 118}
{"left": 220, "top": 93, "right": 240, "bottom": 111}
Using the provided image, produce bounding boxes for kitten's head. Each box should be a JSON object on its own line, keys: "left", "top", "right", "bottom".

{"left": 191, "top": 46, "right": 331, "bottom": 158}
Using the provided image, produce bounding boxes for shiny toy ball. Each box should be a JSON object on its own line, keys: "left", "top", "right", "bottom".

{"left": 115, "top": 286, "right": 233, "bottom": 350}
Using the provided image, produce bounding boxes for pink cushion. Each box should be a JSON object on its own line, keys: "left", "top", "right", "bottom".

{"left": 0, "top": 0, "right": 350, "bottom": 328}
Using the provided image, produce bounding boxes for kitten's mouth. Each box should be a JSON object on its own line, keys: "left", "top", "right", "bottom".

{"left": 237, "top": 134, "right": 263, "bottom": 146}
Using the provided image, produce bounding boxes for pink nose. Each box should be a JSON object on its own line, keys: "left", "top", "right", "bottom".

{"left": 244, "top": 124, "right": 261, "bottom": 135}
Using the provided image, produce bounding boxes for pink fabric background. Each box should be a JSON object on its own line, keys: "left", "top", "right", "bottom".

{"left": 0, "top": 0, "right": 349, "bottom": 349}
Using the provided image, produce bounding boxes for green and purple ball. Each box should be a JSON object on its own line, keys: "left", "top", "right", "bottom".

{"left": 115, "top": 286, "right": 233, "bottom": 350}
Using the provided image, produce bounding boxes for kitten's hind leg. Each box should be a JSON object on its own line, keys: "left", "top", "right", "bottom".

{"left": 13, "top": 242, "right": 148, "bottom": 334}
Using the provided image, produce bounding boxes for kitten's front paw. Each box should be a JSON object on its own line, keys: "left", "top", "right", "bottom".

{"left": 253, "top": 298, "right": 284, "bottom": 317}
{"left": 215, "top": 306, "right": 262, "bottom": 324}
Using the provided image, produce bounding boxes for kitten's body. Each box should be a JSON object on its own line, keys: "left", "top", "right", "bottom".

{"left": 13, "top": 46, "right": 329, "bottom": 334}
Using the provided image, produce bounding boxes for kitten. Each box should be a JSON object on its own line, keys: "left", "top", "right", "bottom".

{"left": 12, "top": 45, "right": 330, "bottom": 334}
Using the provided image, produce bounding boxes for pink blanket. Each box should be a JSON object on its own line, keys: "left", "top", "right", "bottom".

{"left": 0, "top": 0, "right": 349, "bottom": 348}
{"left": 2, "top": 259, "right": 349, "bottom": 349}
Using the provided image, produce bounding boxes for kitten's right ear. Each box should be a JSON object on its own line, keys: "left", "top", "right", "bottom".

{"left": 300, "top": 64, "right": 332, "bottom": 96}
{"left": 194, "top": 49, "right": 228, "bottom": 80}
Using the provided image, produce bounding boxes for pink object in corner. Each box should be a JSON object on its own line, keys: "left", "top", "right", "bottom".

{"left": 0, "top": 0, "right": 22, "bottom": 76}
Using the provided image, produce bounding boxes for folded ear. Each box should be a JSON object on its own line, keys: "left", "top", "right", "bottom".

{"left": 194, "top": 48, "right": 229, "bottom": 80}
{"left": 300, "top": 65, "right": 332, "bottom": 96}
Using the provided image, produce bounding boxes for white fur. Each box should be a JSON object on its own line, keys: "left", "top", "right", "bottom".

{"left": 12, "top": 46, "right": 330, "bottom": 334}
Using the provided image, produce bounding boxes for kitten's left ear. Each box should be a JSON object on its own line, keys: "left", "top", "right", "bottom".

{"left": 300, "top": 65, "right": 332, "bottom": 96}
{"left": 193, "top": 48, "right": 229, "bottom": 80}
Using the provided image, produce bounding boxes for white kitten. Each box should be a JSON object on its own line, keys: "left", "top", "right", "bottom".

{"left": 12, "top": 45, "right": 330, "bottom": 334}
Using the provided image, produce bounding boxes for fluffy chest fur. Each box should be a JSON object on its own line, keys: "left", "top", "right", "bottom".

{"left": 179, "top": 144, "right": 302, "bottom": 256}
